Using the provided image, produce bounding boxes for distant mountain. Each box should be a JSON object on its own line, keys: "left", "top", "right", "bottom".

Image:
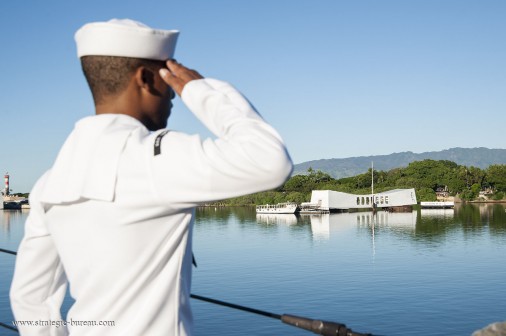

{"left": 293, "top": 147, "right": 506, "bottom": 179}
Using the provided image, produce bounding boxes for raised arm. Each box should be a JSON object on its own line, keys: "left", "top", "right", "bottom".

{"left": 150, "top": 60, "right": 293, "bottom": 205}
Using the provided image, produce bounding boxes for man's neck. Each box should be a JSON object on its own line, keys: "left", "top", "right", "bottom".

{"left": 95, "top": 92, "right": 141, "bottom": 120}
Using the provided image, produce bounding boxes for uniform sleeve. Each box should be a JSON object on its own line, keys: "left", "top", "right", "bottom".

{"left": 149, "top": 78, "right": 293, "bottom": 206}
{"left": 10, "top": 174, "right": 68, "bottom": 336}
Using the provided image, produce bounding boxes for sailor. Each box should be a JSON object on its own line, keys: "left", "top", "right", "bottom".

{"left": 10, "top": 19, "right": 292, "bottom": 335}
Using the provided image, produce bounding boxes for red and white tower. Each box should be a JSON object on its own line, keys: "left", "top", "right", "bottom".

{"left": 4, "top": 173, "right": 9, "bottom": 195}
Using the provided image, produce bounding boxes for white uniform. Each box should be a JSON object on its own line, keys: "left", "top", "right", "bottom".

{"left": 10, "top": 78, "right": 293, "bottom": 336}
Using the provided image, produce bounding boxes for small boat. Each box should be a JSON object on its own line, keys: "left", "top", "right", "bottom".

{"left": 298, "top": 202, "right": 329, "bottom": 214}
{"left": 256, "top": 202, "right": 298, "bottom": 214}
{"left": 420, "top": 201, "right": 455, "bottom": 209}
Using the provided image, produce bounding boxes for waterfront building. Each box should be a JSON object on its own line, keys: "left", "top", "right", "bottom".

{"left": 304, "top": 189, "right": 417, "bottom": 212}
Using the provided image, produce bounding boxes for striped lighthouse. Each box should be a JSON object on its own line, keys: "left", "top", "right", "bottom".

{"left": 4, "top": 173, "right": 9, "bottom": 196}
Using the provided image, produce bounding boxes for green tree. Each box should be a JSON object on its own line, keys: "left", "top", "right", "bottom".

{"left": 416, "top": 187, "right": 437, "bottom": 201}
{"left": 217, "top": 159, "right": 500, "bottom": 206}
{"left": 283, "top": 175, "right": 309, "bottom": 192}
{"left": 492, "top": 191, "right": 504, "bottom": 201}
{"left": 486, "top": 165, "right": 506, "bottom": 192}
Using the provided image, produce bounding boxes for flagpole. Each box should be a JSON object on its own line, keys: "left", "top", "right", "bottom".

{"left": 371, "top": 161, "right": 375, "bottom": 210}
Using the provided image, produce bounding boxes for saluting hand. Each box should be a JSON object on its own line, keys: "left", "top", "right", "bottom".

{"left": 159, "top": 60, "right": 203, "bottom": 97}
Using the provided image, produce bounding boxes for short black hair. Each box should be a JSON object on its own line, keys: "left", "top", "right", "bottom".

{"left": 80, "top": 56, "right": 165, "bottom": 105}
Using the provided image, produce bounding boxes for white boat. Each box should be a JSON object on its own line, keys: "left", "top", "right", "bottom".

{"left": 256, "top": 202, "right": 298, "bottom": 214}
{"left": 420, "top": 201, "right": 455, "bottom": 209}
{"left": 298, "top": 201, "right": 329, "bottom": 214}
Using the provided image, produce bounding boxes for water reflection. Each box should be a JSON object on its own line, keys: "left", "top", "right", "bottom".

{"left": 195, "top": 206, "right": 254, "bottom": 225}
{"left": 251, "top": 211, "right": 419, "bottom": 241}
{"left": 420, "top": 208, "right": 455, "bottom": 218}
{"left": 306, "top": 214, "right": 330, "bottom": 240}
{"left": 0, "top": 209, "right": 29, "bottom": 243}
{"left": 4, "top": 204, "right": 505, "bottom": 240}
{"left": 1, "top": 210, "right": 16, "bottom": 233}
{"left": 245, "top": 204, "right": 506, "bottom": 243}
{"left": 442, "top": 204, "right": 506, "bottom": 228}
{"left": 255, "top": 213, "right": 297, "bottom": 226}
{"left": 357, "top": 211, "right": 417, "bottom": 227}
{"left": 413, "top": 204, "right": 506, "bottom": 241}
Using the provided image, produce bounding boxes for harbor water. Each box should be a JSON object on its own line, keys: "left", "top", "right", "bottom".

{"left": 1, "top": 204, "right": 506, "bottom": 335}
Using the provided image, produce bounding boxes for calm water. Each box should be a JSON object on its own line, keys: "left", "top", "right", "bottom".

{"left": 1, "top": 204, "right": 505, "bottom": 335}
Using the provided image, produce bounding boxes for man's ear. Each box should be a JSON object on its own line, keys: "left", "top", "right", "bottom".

{"left": 134, "top": 66, "right": 154, "bottom": 91}
{"left": 135, "top": 66, "right": 163, "bottom": 97}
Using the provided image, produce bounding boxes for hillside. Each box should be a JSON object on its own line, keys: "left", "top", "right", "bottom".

{"left": 293, "top": 147, "right": 506, "bottom": 179}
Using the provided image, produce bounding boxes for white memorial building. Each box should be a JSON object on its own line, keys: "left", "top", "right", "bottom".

{"left": 305, "top": 189, "right": 417, "bottom": 212}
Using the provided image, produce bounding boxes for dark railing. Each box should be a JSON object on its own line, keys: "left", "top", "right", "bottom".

{"left": 0, "top": 247, "right": 377, "bottom": 336}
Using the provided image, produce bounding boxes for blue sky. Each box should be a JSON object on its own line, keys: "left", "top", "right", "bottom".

{"left": 1, "top": 1, "right": 505, "bottom": 192}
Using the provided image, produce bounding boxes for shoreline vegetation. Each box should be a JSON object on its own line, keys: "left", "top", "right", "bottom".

{"left": 204, "top": 159, "right": 506, "bottom": 207}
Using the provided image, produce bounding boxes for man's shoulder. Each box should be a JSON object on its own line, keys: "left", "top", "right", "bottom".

{"left": 75, "top": 114, "right": 147, "bottom": 131}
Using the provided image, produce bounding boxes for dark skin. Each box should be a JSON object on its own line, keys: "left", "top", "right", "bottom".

{"left": 96, "top": 60, "right": 203, "bottom": 131}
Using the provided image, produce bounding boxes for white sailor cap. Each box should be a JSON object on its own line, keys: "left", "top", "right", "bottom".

{"left": 75, "top": 19, "right": 179, "bottom": 60}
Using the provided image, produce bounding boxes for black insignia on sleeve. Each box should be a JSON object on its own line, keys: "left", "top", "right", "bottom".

{"left": 154, "top": 130, "right": 170, "bottom": 156}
